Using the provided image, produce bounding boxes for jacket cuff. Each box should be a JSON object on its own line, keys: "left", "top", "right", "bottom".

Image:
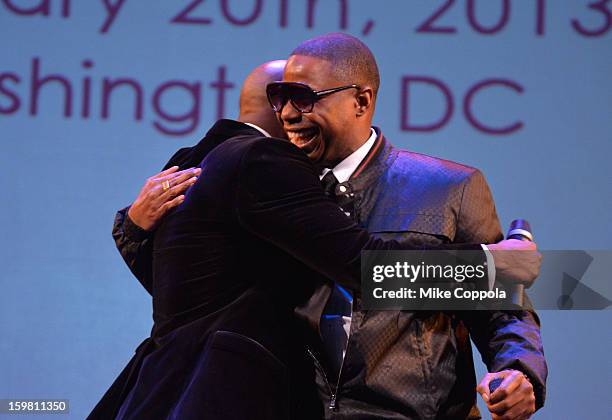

{"left": 518, "top": 366, "right": 546, "bottom": 410}
{"left": 123, "top": 211, "right": 152, "bottom": 242}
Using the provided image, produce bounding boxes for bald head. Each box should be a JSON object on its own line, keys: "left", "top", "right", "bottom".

{"left": 238, "top": 60, "right": 286, "bottom": 138}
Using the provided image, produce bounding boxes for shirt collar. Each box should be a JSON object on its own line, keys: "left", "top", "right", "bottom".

{"left": 243, "top": 122, "right": 272, "bottom": 138}
{"left": 320, "top": 128, "right": 377, "bottom": 182}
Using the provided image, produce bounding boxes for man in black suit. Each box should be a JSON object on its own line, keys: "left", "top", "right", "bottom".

{"left": 90, "top": 60, "right": 541, "bottom": 420}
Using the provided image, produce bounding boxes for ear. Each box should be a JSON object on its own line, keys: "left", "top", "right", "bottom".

{"left": 355, "top": 87, "right": 374, "bottom": 117}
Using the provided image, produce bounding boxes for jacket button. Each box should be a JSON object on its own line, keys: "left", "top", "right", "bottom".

{"left": 423, "top": 406, "right": 435, "bottom": 418}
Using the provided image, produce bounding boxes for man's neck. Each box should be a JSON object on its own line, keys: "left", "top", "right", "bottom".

{"left": 320, "top": 128, "right": 377, "bottom": 182}
{"left": 343, "top": 127, "right": 374, "bottom": 157}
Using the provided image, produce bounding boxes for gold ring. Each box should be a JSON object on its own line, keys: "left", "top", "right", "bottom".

{"left": 161, "top": 180, "right": 171, "bottom": 191}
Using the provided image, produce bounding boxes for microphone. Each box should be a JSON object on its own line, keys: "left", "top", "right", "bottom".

{"left": 488, "top": 377, "right": 504, "bottom": 394}
{"left": 487, "top": 220, "right": 534, "bottom": 396}
{"left": 506, "top": 219, "right": 534, "bottom": 307}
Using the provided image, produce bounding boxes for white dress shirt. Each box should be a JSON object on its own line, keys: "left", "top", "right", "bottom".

{"left": 319, "top": 128, "right": 376, "bottom": 374}
{"left": 244, "top": 122, "right": 272, "bottom": 138}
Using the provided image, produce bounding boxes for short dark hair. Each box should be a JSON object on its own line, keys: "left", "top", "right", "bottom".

{"left": 291, "top": 33, "right": 380, "bottom": 95}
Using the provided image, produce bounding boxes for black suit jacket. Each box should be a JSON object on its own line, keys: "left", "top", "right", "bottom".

{"left": 90, "top": 120, "right": 486, "bottom": 420}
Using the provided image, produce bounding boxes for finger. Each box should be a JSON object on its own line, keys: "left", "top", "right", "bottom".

{"left": 488, "top": 396, "right": 521, "bottom": 417}
{"left": 144, "top": 183, "right": 164, "bottom": 201}
{"left": 173, "top": 176, "right": 198, "bottom": 192}
{"left": 156, "top": 166, "right": 180, "bottom": 177}
{"left": 488, "top": 376, "right": 532, "bottom": 415}
{"left": 158, "top": 167, "right": 201, "bottom": 183}
{"left": 163, "top": 177, "right": 197, "bottom": 201}
{"left": 490, "top": 370, "right": 522, "bottom": 404}
{"left": 488, "top": 390, "right": 522, "bottom": 416}
{"left": 158, "top": 177, "right": 197, "bottom": 203}
{"left": 149, "top": 182, "right": 169, "bottom": 199}
{"left": 153, "top": 168, "right": 200, "bottom": 193}
{"left": 148, "top": 166, "right": 179, "bottom": 186}
{"left": 165, "top": 167, "right": 202, "bottom": 185}
{"left": 175, "top": 174, "right": 198, "bottom": 188}
{"left": 481, "top": 370, "right": 512, "bottom": 403}
{"left": 476, "top": 374, "right": 493, "bottom": 403}
{"left": 498, "top": 400, "right": 531, "bottom": 420}
{"left": 159, "top": 194, "right": 185, "bottom": 214}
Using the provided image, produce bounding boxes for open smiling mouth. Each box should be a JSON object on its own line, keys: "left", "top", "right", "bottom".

{"left": 286, "top": 127, "right": 320, "bottom": 154}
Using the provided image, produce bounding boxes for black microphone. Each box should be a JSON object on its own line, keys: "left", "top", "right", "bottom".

{"left": 488, "top": 377, "right": 504, "bottom": 394}
{"left": 506, "top": 219, "right": 534, "bottom": 307}
{"left": 487, "top": 220, "right": 533, "bottom": 396}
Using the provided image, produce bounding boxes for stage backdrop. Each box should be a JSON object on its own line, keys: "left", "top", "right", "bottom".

{"left": 1, "top": 1, "right": 610, "bottom": 418}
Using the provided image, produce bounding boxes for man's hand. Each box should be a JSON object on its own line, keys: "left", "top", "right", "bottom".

{"left": 127, "top": 166, "right": 201, "bottom": 231}
{"left": 477, "top": 369, "right": 536, "bottom": 420}
{"left": 487, "top": 239, "right": 542, "bottom": 288}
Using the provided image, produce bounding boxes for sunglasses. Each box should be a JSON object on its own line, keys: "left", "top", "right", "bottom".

{"left": 266, "top": 82, "right": 360, "bottom": 114}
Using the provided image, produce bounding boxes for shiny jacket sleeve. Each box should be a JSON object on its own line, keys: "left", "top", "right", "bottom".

{"left": 456, "top": 169, "right": 547, "bottom": 409}
{"left": 112, "top": 206, "right": 155, "bottom": 295}
{"left": 235, "top": 138, "right": 486, "bottom": 293}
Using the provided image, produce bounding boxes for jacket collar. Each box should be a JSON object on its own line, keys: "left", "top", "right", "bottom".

{"left": 204, "top": 118, "right": 265, "bottom": 140}
{"left": 167, "top": 119, "right": 265, "bottom": 171}
{"left": 340, "top": 127, "right": 397, "bottom": 192}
